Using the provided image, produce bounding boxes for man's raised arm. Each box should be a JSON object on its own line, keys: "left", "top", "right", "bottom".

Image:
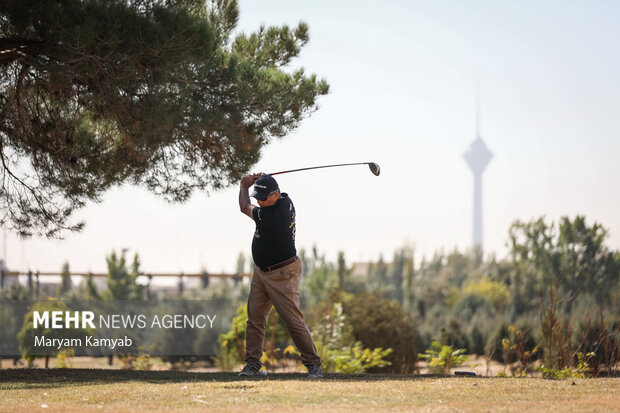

{"left": 239, "top": 173, "right": 262, "bottom": 218}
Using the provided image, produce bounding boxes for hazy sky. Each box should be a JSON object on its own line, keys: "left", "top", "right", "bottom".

{"left": 4, "top": 0, "right": 620, "bottom": 274}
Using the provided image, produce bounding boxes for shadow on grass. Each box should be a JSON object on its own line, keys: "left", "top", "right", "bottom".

{"left": 0, "top": 369, "right": 459, "bottom": 389}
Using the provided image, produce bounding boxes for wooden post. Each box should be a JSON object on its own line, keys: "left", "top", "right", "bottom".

{"left": 201, "top": 271, "right": 209, "bottom": 289}
{"left": 27, "top": 270, "right": 33, "bottom": 296}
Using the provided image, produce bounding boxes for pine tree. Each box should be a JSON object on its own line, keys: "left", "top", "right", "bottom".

{"left": 336, "top": 251, "right": 347, "bottom": 289}
{"left": 56, "top": 261, "right": 72, "bottom": 297}
{"left": 105, "top": 250, "right": 144, "bottom": 300}
{"left": 86, "top": 272, "right": 101, "bottom": 300}
{"left": 0, "top": 0, "right": 328, "bottom": 237}
{"left": 402, "top": 248, "right": 415, "bottom": 313}
{"left": 390, "top": 249, "right": 405, "bottom": 303}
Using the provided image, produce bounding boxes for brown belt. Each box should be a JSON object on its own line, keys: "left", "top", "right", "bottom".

{"left": 261, "top": 256, "right": 298, "bottom": 273}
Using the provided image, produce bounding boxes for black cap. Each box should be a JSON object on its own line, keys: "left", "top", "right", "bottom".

{"left": 250, "top": 175, "right": 279, "bottom": 201}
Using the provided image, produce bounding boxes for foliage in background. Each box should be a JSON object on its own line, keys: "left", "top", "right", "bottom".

{"left": 501, "top": 325, "right": 538, "bottom": 376}
{"left": 82, "top": 249, "right": 146, "bottom": 301}
{"left": 268, "top": 219, "right": 618, "bottom": 376}
{"left": 17, "top": 299, "right": 92, "bottom": 368}
{"left": 535, "top": 351, "right": 595, "bottom": 379}
{"left": 103, "top": 250, "right": 145, "bottom": 300}
{"left": 508, "top": 216, "right": 617, "bottom": 314}
{"left": 341, "top": 292, "right": 419, "bottom": 374}
{"left": 56, "top": 262, "right": 73, "bottom": 298}
{"left": 418, "top": 340, "right": 470, "bottom": 375}
{"left": 539, "top": 283, "right": 573, "bottom": 372}
{"left": 55, "top": 348, "right": 75, "bottom": 368}
{"left": 0, "top": 283, "right": 31, "bottom": 300}
{"left": 312, "top": 303, "right": 391, "bottom": 373}
{"left": 119, "top": 349, "right": 154, "bottom": 371}
{"left": 572, "top": 315, "right": 620, "bottom": 376}
{"left": 2, "top": 215, "right": 619, "bottom": 376}
{"left": 463, "top": 278, "right": 510, "bottom": 312}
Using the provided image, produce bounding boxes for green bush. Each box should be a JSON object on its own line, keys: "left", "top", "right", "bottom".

{"left": 55, "top": 348, "right": 74, "bottom": 368}
{"left": 535, "top": 352, "right": 594, "bottom": 378}
{"left": 463, "top": 278, "right": 510, "bottom": 311}
{"left": 418, "top": 340, "right": 470, "bottom": 374}
{"left": 17, "top": 299, "right": 92, "bottom": 368}
{"left": 572, "top": 315, "right": 620, "bottom": 376}
{"left": 468, "top": 326, "right": 486, "bottom": 356}
{"left": 342, "top": 292, "right": 419, "bottom": 373}
{"left": 452, "top": 294, "right": 494, "bottom": 325}
{"left": 215, "top": 305, "right": 250, "bottom": 370}
{"left": 486, "top": 323, "right": 510, "bottom": 363}
{"left": 313, "top": 303, "right": 391, "bottom": 373}
{"left": 501, "top": 325, "right": 539, "bottom": 376}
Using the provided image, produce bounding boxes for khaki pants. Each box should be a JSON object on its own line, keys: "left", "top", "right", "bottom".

{"left": 245, "top": 257, "right": 321, "bottom": 368}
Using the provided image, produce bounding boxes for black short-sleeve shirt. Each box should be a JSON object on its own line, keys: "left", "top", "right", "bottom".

{"left": 251, "top": 193, "right": 297, "bottom": 269}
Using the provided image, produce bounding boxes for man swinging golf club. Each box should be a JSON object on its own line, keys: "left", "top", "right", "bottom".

{"left": 238, "top": 172, "right": 323, "bottom": 378}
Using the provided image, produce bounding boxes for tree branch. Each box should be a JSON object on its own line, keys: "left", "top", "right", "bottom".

{"left": 0, "top": 38, "right": 47, "bottom": 66}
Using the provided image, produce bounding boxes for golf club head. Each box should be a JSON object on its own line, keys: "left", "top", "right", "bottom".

{"left": 368, "top": 162, "right": 381, "bottom": 176}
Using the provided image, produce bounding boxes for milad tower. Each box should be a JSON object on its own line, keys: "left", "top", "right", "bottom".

{"left": 463, "top": 110, "right": 493, "bottom": 253}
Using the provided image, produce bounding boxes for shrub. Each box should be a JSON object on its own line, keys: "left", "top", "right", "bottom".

{"left": 573, "top": 315, "right": 620, "bottom": 376}
{"left": 486, "top": 323, "right": 510, "bottom": 363}
{"left": 453, "top": 294, "right": 494, "bottom": 322}
{"left": 17, "top": 299, "right": 92, "bottom": 368}
{"left": 535, "top": 351, "right": 594, "bottom": 379}
{"left": 342, "top": 292, "right": 419, "bottom": 373}
{"left": 55, "top": 348, "right": 74, "bottom": 368}
{"left": 463, "top": 278, "right": 510, "bottom": 311}
{"left": 501, "top": 325, "right": 538, "bottom": 376}
{"left": 468, "top": 326, "right": 485, "bottom": 356}
{"left": 119, "top": 351, "right": 154, "bottom": 371}
{"left": 214, "top": 305, "right": 248, "bottom": 370}
{"left": 313, "top": 303, "right": 391, "bottom": 373}
{"left": 418, "top": 340, "right": 470, "bottom": 374}
{"left": 440, "top": 322, "right": 471, "bottom": 354}
{"left": 539, "top": 284, "right": 573, "bottom": 371}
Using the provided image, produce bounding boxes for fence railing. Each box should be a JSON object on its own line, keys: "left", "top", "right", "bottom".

{"left": 0, "top": 269, "right": 252, "bottom": 292}
{"left": 1, "top": 270, "right": 252, "bottom": 278}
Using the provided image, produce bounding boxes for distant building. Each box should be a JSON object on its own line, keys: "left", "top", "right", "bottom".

{"left": 351, "top": 262, "right": 371, "bottom": 279}
{"left": 463, "top": 135, "right": 493, "bottom": 253}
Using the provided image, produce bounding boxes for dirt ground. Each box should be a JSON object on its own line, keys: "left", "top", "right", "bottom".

{"left": 1, "top": 369, "right": 619, "bottom": 413}
{"left": 0, "top": 355, "right": 510, "bottom": 376}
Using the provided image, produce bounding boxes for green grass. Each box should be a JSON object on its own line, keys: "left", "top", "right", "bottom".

{"left": 1, "top": 369, "right": 619, "bottom": 412}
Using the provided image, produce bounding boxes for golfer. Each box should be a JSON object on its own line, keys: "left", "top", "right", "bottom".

{"left": 238, "top": 172, "right": 323, "bottom": 378}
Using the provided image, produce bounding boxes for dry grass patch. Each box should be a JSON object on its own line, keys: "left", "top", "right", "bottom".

{"left": 0, "top": 369, "right": 619, "bottom": 412}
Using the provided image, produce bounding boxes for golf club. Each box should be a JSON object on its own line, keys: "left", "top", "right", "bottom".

{"left": 269, "top": 162, "right": 380, "bottom": 177}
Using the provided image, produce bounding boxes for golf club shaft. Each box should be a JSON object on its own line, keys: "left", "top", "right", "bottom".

{"left": 270, "top": 162, "right": 372, "bottom": 176}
